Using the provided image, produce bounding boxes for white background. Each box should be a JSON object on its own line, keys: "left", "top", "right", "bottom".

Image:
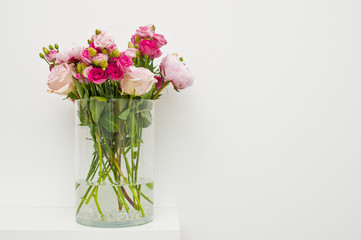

{"left": 0, "top": 0, "right": 361, "bottom": 239}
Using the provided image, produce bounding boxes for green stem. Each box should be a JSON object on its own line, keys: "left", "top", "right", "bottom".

{"left": 152, "top": 81, "right": 170, "bottom": 100}
{"left": 141, "top": 192, "right": 153, "bottom": 204}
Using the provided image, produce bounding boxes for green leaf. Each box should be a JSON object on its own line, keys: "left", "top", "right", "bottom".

{"left": 146, "top": 182, "right": 154, "bottom": 190}
{"left": 92, "top": 96, "right": 108, "bottom": 102}
{"left": 89, "top": 98, "right": 106, "bottom": 123}
{"left": 118, "top": 108, "right": 131, "bottom": 120}
{"left": 141, "top": 110, "right": 152, "bottom": 128}
{"left": 102, "top": 118, "right": 120, "bottom": 133}
{"left": 73, "top": 78, "right": 84, "bottom": 98}
{"left": 81, "top": 90, "right": 89, "bottom": 109}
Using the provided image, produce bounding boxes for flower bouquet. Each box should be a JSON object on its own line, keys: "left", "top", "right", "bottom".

{"left": 39, "top": 25, "right": 193, "bottom": 227}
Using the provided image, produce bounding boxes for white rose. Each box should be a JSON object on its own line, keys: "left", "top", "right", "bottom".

{"left": 47, "top": 63, "right": 75, "bottom": 95}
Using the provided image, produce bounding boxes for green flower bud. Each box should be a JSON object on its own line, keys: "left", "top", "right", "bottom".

{"left": 109, "top": 52, "right": 114, "bottom": 57}
{"left": 49, "top": 45, "right": 54, "bottom": 50}
{"left": 93, "top": 60, "right": 99, "bottom": 66}
{"left": 112, "top": 49, "right": 120, "bottom": 58}
{"left": 134, "top": 34, "right": 141, "bottom": 43}
{"left": 88, "top": 47, "right": 97, "bottom": 57}
{"left": 87, "top": 39, "right": 92, "bottom": 44}
{"left": 100, "top": 59, "right": 108, "bottom": 69}
{"left": 77, "top": 64, "right": 82, "bottom": 73}
{"left": 152, "top": 25, "right": 155, "bottom": 31}
{"left": 54, "top": 43, "right": 59, "bottom": 50}
{"left": 136, "top": 50, "right": 141, "bottom": 57}
{"left": 128, "top": 42, "right": 134, "bottom": 48}
{"left": 179, "top": 57, "right": 183, "bottom": 62}
{"left": 39, "top": 53, "right": 45, "bottom": 59}
{"left": 95, "top": 29, "right": 101, "bottom": 35}
{"left": 77, "top": 63, "right": 87, "bottom": 73}
{"left": 43, "top": 47, "right": 50, "bottom": 55}
{"left": 101, "top": 49, "right": 107, "bottom": 54}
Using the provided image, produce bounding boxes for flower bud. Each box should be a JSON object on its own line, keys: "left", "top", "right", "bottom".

{"left": 152, "top": 25, "right": 155, "bottom": 31}
{"left": 134, "top": 34, "right": 141, "bottom": 43}
{"left": 48, "top": 45, "right": 54, "bottom": 50}
{"left": 87, "top": 39, "right": 92, "bottom": 44}
{"left": 112, "top": 49, "right": 120, "bottom": 58}
{"left": 95, "top": 29, "right": 101, "bottom": 35}
{"left": 77, "top": 62, "right": 87, "bottom": 73}
{"left": 39, "top": 53, "right": 45, "bottom": 59}
{"left": 109, "top": 52, "right": 114, "bottom": 57}
{"left": 100, "top": 59, "right": 108, "bottom": 70}
{"left": 88, "top": 47, "right": 97, "bottom": 56}
{"left": 128, "top": 41, "right": 134, "bottom": 48}
{"left": 54, "top": 43, "right": 59, "bottom": 50}
{"left": 136, "top": 50, "right": 141, "bottom": 57}
{"left": 101, "top": 49, "right": 108, "bottom": 54}
{"left": 93, "top": 60, "right": 99, "bottom": 66}
{"left": 179, "top": 57, "right": 183, "bottom": 62}
{"left": 43, "top": 47, "right": 50, "bottom": 55}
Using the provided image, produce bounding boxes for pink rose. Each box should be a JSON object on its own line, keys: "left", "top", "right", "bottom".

{"left": 136, "top": 24, "right": 155, "bottom": 38}
{"left": 138, "top": 39, "right": 162, "bottom": 59}
{"left": 107, "top": 43, "right": 117, "bottom": 52}
{"left": 153, "top": 34, "right": 167, "bottom": 48}
{"left": 160, "top": 54, "right": 194, "bottom": 90}
{"left": 45, "top": 50, "right": 58, "bottom": 62}
{"left": 125, "top": 48, "right": 137, "bottom": 58}
{"left": 93, "top": 31, "right": 115, "bottom": 49}
{"left": 47, "top": 63, "right": 75, "bottom": 95}
{"left": 117, "top": 52, "right": 133, "bottom": 71}
{"left": 92, "top": 53, "right": 109, "bottom": 63}
{"left": 81, "top": 48, "right": 92, "bottom": 64}
{"left": 154, "top": 76, "right": 163, "bottom": 90}
{"left": 107, "top": 62, "right": 124, "bottom": 81}
{"left": 88, "top": 68, "right": 107, "bottom": 84}
{"left": 120, "top": 67, "right": 157, "bottom": 96}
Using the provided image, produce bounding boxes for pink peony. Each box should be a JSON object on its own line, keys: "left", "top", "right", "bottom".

{"left": 92, "top": 53, "right": 109, "bottom": 63}
{"left": 81, "top": 48, "right": 92, "bottom": 64}
{"left": 47, "top": 63, "right": 75, "bottom": 95}
{"left": 160, "top": 54, "right": 194, "bottom": 90}
{"left": 138, "top": 39, "right": 162, "bottom": 59}
{"left": 45, "top": 50, "right": 58, "bottom": 62}
{"left": 107, "top": 62, "right": 124, "bottom": 81}
{"left": 93, "top": 31, "right": 115, "bottom": 49}
{"left": 136, "top": 24, "right": 155, "bottom": 38}
{"left": 88, "top": 68, "right": 107, "bottom": 84}
{"left": 117, "top": 52, "right": 133, "bottom": 71}
{"left": 120, "top": 67, "right": 157, "bottom": 96}
{"left": 125, "top": 48, "right": 137, "bottom": 58}
{"left": 153, "top": 34, "right": 167, "bottom": 48}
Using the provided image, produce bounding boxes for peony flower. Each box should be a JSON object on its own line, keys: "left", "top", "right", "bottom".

{"left": 124, "top": 48, "right": 137, "bottom": 58}
{"left": 45, "top": 50, "right": 58, "bottom": 62}
{"left": 88, "top": 68, "right": 107, "bottom": 84}
{"left": 160, "top": 54, "right": 194, "bottom": 90}
{"left": 136, "top": 24, "right": 155, "bottom": 38}
{"left": 153, "top": 34, "right": 167, "bottom": 48}
{"left": 92, "top": 53, "right": 109, "bottom": 63}
{"left": 47, "top": 63, "right": 75, "bottom": 95}
{"left": 81, "top": 48, "right": 92, "bottom": 64}
{"left": 138, "top": 39, "right": 161, "bottom": 59}
{"left": 107, "top": 62, "right": 124, "bottom": 81}
{"left": 120, "top": 67, "right": 156, "bottom": 96}
{"left": 93, "top": 31, "right": 115, "bottom": 49}
{"left": 117, "top": 52, "right": 133, "bottom": 71}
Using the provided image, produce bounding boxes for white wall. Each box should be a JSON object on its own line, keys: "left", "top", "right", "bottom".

{"left": 1, "top": 0, "right": 361, "bottom": 239}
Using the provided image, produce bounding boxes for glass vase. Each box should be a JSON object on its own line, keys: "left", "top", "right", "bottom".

{"left": 75, "top": 98, "right": 154, "bottom": 227}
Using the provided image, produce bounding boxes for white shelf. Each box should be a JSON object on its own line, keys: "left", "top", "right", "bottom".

{"left": 0, "top": 207, "right": 180, "bottom": 240}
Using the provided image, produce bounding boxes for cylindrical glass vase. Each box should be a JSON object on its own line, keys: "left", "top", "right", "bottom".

{"left": 75, "top": 98, "right": 154, "bottom": 227}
